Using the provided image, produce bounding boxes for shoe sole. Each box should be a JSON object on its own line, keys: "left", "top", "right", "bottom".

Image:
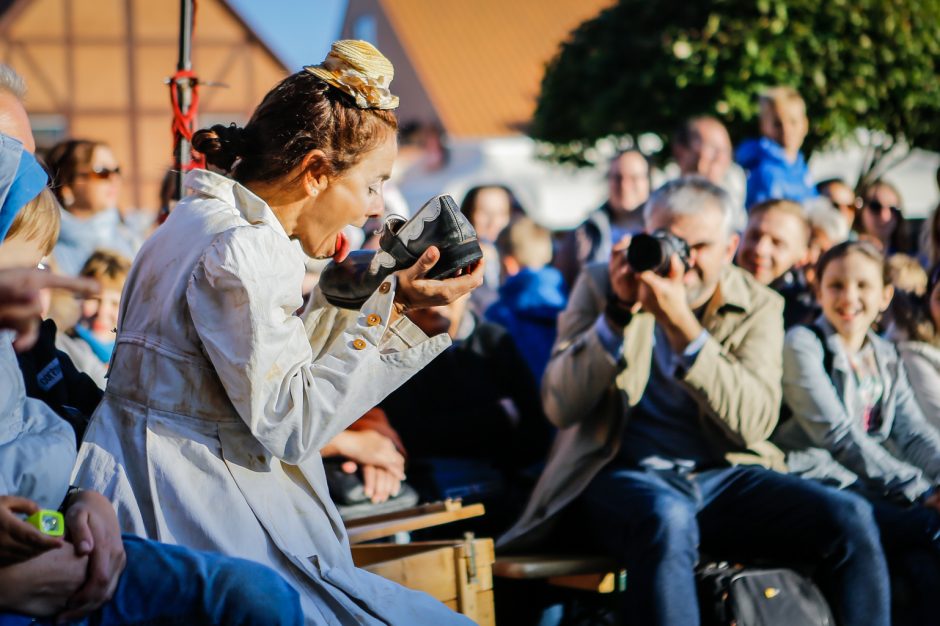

{"left": 426, "top": 240, "right": 485, "bottom": 280}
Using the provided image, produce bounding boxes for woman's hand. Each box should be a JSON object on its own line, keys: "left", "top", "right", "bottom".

{"left": 394, "top": 246, "right": 484, "bottom": 312}
{"left": 59, "top": 490, "right": 126, "bottom": 622}
{"left": 0, "top": 495, "right": 64, "bottom": 565}
{"left": 0, "top": 543, "right": 88, "bottom": 617}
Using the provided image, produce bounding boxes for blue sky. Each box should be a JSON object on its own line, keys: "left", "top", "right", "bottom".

{"left": 226, "top": 0, "right": 348, "bottom": 70}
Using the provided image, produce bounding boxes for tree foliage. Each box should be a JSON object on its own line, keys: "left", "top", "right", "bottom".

{"left": 532, "top": 0, "right": 939, "bottom": 184}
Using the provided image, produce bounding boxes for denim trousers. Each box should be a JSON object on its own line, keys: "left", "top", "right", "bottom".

{"left": 579, "top": 464, "right": 890, "bottom": 626}
{"left": 0, "top": 535, "right": 303, "bottom": 626}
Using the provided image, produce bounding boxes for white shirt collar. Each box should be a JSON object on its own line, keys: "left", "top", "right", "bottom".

{"left": 183, "top": 169, "right": 290, "bottom": 241}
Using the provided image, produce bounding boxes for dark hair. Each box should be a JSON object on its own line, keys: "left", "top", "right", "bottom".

{"left": 815, "top": 240, "right": 890, "bottom": 287}
{"left": 853, "top": 179, "right": 909, "bottom": 252}
{"left": 815, "top": 177, "right": 849, "bottom": 193}
{"left": 45, "top": 139, "right": 109, "bottom": 202}
{"left": 459, "top": 185, "right": 525, "bottom": 226}
{"left": 192, "top": 71, "right": 397, "bottom": 184}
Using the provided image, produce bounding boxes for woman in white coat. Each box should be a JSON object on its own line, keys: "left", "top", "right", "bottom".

{"left": 71, "top": 41, "right": 482, "bottom": 625}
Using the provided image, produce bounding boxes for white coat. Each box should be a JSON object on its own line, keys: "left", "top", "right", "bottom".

{"left": 72, "top": 170, "right": 472, "bottom": 625}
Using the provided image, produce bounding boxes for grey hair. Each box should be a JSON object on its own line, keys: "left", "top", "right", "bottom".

{"left": 642, "top": 176, "right": 737, "bottom": 237}
{"left": 804, "top": 197, "right": 850, "bottom": 243}
{"left": 0, "top": 64, "right": 26, "bottom": 100}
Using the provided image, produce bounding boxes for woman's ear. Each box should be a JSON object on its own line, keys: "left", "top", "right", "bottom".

{"left": 881, "top": 284, "right": 895, "bottom": 312}
{"left": 301, "top": 150, "right": 330, "bottom": 198}
{"left": 60, "top": 185, "right": 75, "bottom": 208}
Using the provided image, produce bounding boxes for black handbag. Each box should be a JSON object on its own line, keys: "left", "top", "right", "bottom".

{"left": 697, "top": 562, "right": 834, "bottom": 626}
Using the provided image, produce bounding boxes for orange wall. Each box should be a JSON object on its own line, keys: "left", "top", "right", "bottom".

{"left": 0, "top": 0, "right": 288, "bottom": 213}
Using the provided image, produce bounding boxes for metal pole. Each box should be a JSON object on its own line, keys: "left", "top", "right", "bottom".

{"left": 173, "top": 0, "right": 194, "bottom": 201}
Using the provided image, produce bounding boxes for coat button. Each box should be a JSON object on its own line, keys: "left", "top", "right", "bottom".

{"left": 378, "top": 282, "right": 391, "bottom": 294}
{"left": 366, "top": 313, "right": 382, "bottom": 327}
{"left": 352, "top": 338, "right": 367, "bottom": 350}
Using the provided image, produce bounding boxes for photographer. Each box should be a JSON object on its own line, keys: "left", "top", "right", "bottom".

{"left": 499, "top": 177, "right": 890, "bottom": 626}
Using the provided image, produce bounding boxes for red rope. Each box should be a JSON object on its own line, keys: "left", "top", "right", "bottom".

{"left": 169, "top": 68, "right": 204, "bottom": 170}
{"left": 169, "top": 0, "right": 204, "bottom": 171}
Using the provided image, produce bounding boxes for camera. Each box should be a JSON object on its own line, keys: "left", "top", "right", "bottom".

{"left": 626, "top": 230, "right": 691, "bottom": 276}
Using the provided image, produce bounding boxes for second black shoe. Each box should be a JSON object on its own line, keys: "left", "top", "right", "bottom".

{"left": 319, "top": 194, "right": 483, "bottom": 309}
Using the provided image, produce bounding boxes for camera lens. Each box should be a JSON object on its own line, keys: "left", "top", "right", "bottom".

{"left": 626, "top": 233, "right": 668, "bottom": 273}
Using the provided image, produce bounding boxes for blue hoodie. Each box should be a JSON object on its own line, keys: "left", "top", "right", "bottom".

{"left": 485, "top": 266, "right": 567, "bottom": 383}
{"left": 736, "top": 137, "right": 818, "bottom": 208}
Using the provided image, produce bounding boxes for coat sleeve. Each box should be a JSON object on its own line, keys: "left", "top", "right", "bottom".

{"left": 782, "top": 327, "right": 932, "bottom": 502}
{"left": 680, "top": 292, "right": 784, "bottom": 447}
{"left": 540, "top": 264, "right": 620, "bottom": 429}
{"left": 186, "top": 226, "right": 449, "bottom": 465}
{"left": 884, "top": 357, "right": 940, "bottom": 484}
{"left": 899, "top": 345, "right": 940, "bottom": 433}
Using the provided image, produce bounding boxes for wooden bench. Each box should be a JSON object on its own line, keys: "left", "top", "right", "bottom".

{"left": 345, "top": 499, "right": 486, "bottom": 544}
{"left": 493, "top": 553, "right": 627, "bottom": 593}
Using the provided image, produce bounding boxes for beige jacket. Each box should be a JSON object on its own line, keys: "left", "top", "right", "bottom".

{"left": 499, "top": 262, "right": 786, "bottom": 551}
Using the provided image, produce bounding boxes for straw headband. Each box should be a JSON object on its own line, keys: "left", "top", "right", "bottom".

{"left": 304, "top": 40, "right": 399, "bottom": 110}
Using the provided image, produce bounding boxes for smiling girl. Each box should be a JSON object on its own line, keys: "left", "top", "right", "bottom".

{"left": 774, "top": 241, "right": 940, "bottom": 623}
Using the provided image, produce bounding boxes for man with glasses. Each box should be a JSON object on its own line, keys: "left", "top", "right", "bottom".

{"left": 555, "top": 150, "right": 651, "bottom": 287}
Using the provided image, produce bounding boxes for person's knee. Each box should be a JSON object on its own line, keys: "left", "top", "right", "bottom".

{"left": 820, "top": 490, "right": 881, "bottom": 550}
{"left": 639, "top": 496, "right": 698, "bottom": 555}
{"left": 212, "top": 559, "right": 302, "bottom": 625}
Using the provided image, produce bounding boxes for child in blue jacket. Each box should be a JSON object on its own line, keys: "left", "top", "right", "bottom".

{"left": 736, "top": 86, "right": 818, "bottom": 208}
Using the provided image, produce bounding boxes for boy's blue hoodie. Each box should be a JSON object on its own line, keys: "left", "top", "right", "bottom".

{"left": 736, "top": 137, "right": 818, "bottom": 208}
{"left": 485, "top": 266, "right": 567, "bottom": 383}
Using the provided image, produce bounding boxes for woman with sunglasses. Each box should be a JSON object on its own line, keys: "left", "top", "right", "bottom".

{"left": 46, "top": 139, "right": 144, "bottom": 275}
{"left": 854, "top": 179, "right": 910, "bottom": 255}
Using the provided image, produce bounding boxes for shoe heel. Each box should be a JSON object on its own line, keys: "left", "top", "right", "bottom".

{"left": 427, "top": 240, "right": 485, "bottom": 280}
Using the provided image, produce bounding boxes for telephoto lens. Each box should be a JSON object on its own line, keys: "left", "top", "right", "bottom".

{"left": 626, "top": 230, "right": 691, "bottom": 275}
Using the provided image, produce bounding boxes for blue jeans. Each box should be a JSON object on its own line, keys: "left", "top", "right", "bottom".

{"left": 0, "top": 535, "right": 303, "bottom": 625}
{"left": 579, "top": 465, "right": 889, "bottom": 626}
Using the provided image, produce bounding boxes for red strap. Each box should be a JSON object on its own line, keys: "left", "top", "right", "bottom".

{"left": 169, "top": 69, "right": 205, "bottom": 170}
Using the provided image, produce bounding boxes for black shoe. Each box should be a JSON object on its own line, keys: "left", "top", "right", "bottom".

{"left": 319, "top": 194, "right": 483, "bottom": 309}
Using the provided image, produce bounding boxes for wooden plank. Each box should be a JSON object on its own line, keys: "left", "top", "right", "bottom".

{"left": 493, "top": 554, "right": 619, "bottom": 579}
{"left": 473, "top": 589, "right": 496, "bottom": 626}
{"left": 347, "top": 503, "right": 486, "bottom": 544}
{"left": 344, "top": 500, "right": 463, "bottom": 528}
{"left": 358, "top": 545, "right": 458, "bottom": 602}
{"left": 549, "top": 571, "right": 620, "bottom": 593}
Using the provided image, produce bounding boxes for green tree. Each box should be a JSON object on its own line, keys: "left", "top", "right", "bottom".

{"left": 532, "top": 0, "right": 939, "bottom": 187}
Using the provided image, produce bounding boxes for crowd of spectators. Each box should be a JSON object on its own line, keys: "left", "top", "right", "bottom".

{"left": 2, "top": 48, "right": 940, "bottom": 626}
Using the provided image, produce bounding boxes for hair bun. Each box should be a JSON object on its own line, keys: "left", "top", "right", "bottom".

{"left": 192, "top": 123, "right": 247, "bottom": 172}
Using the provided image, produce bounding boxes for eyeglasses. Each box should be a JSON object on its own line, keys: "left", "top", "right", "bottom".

{"left": 864, "top": 199, "right": 900, "bottom": 213}
{"left": 78, "top": 166, "right": 121, "bottom": 181}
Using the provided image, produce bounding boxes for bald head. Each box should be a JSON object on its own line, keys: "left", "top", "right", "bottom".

{"left": 0, "top": 91, "right": 35, "bottom": 153}
{"left": 673, "top": 116, "right": 732, "bottom": 184}
{"left": 0, "top": 65, "right": 34, "bottom": 152}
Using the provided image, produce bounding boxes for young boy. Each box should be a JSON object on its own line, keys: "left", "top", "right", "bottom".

{"left": 735, "top": 86, "right": 819, "bottom": 208}
{"left": 56, "top": 249, "right": 132, "bottom": 389}
{"left": 485, "top": 216, "right": 567, "bottom": 383}
{"left": 0, "top": 132, "right": 303, "bottom": 625}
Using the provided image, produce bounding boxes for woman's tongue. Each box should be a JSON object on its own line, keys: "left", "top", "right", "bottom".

{"left": 332, "top": 232, "right": 351, "bottom": 263}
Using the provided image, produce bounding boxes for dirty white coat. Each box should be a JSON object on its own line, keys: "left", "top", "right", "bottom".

{"left": 72, "top": 170, "right": 472, "bottom": 625}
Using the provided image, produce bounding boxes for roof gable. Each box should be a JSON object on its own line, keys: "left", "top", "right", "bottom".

{"left": 378, "top": 0, "right": 614, "bottom": 137}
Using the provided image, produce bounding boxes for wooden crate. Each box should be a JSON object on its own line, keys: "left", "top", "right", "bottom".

{"left": 352, "top": 537, "right": 496, "bottom": 625}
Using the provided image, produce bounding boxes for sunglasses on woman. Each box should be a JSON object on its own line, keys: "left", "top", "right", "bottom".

{"left": 79, "top": 166, "right": 121, "bottom": 181}
{"left": 864, "top": 199, "right": 900, "bottom": 213}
